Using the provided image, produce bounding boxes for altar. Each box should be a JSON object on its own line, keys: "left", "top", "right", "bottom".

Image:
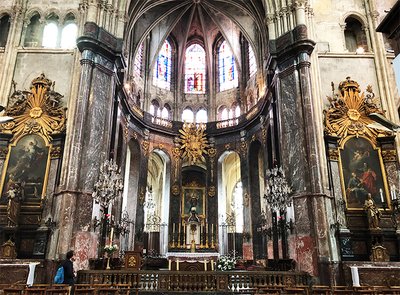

{"left": 166, "top": 252, "right": 219, "bottom": 271}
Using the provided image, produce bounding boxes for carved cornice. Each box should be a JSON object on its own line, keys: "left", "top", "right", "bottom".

{"left": 323, "top": 77, "right": 390, "bottom": 146}
{"left": 142, "top": 140, "right": 150, "bottom": 157}
{"left": 0, "top": 74, "right": 66, "bottom": 143}
{"left": 50, "top": 146, "right": 62, "bottom": 159}
{"left": 328, "top": 149, "right": 339, "bottom": 162}
{"left": 0, "top": 147, "right": 9, "bottom": 159}
{"left": 381, "top": 150, "right": 397, "bottom": 162}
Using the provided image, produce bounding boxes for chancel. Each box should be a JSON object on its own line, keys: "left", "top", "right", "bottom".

{"left": 1, "top": 0, "right": 400, "bottom": 293}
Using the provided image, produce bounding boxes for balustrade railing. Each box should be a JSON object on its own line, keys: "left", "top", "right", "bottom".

{"left": 77, "top": 270, "right": 311, "bottom": 292}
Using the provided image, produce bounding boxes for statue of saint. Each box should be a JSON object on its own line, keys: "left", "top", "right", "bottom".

{"left": 6, "top": 183, "right": 21, "bottom": 227}
{"left": 189, "top": 190, "right": 199, "bottom": 214}
{"left": 364, "top": 193, "right": 381, "bottom": 229}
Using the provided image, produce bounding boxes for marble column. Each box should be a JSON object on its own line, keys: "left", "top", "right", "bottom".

{"left": 271, "top": 24, "right": 332, "bottom": 280}
{"left": 56, "top": 22, "right": 122, "bottom": 270}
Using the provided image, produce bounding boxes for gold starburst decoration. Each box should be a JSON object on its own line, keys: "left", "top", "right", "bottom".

{"left": 178, "top": 123, "right": 209, "bottom": 165}
{"left": 0, "top": 74, "right": 66, "bottom": 142}
{"left": 324, "top": 77, "right": 389, "bottom": 145}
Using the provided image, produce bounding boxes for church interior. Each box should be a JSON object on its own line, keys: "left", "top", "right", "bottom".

{"left": 1, "top": 0, "right": 400, "bottom": 293}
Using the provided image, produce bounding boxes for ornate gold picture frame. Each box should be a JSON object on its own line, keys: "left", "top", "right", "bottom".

{"left": 181, "top": 186, "right": 206, "bottom": 218}
{"left": 0, "top": 134, "right": 51, "bottom": 204}
{"left": 339, "top": 136, "right": 390, "bottom": 210}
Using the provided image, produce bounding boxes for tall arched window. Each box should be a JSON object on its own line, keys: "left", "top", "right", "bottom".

{"left": 150, "top": 100, "right": 160, "bottom": 117}
{"left": 153, "top": 40, "right": 172, "bottom": 90}
{"left": 61, "top": 23, "right": 77, "bottom": 49}
{"left": 134, "top": 42, "right": 144, "bottom": 76}
{"left": 218, "top": 40, "right": 238, "bottom": 91}
{"left": 232, "top": 181, "right": 244, "bottom": 233}
{"left": 42, "top": 22, "right": 58, "bottom": 48}
{"left": 24, "top": 14, "right": 41, "bottom": 47}
{"left": 235, "top": 105, "right": 241, "bottom": 118}
{"left": 185, "top": 44, "right": 206, "bottom": 93}
{"left": 344, "top": 17, "right": 368, "bottom": 53}
{"left": 0, "top": 14, "right": 11, "bottom": 47}
{"left": 182, "top": 108, "right": 194, "bottom": 123}
{"left": 248, "top": 44, "right": 257, "bottom": 77}
{"left": 196, "top": 109, "right": 207, "bottom": 123}
{"left": 161, "top": 105, "right": 170, "bottom": 120}
{"left": 218, "top": 106, "right": 229, "bottom": 121}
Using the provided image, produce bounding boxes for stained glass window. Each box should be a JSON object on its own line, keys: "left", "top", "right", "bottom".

{"left": 185, "top": 44, "right": 206, "bottom": 93}
{"left": 249, "top": 44, "right": 257, "bottom": 77}
{"left": 134, "top": 42, "right": 144, "bottom": 75}
{"left": 218, "top": 41, "right": 238, "bottom": 91}
{"left": 153, "top": 40, "right": 172, "bottom": 90}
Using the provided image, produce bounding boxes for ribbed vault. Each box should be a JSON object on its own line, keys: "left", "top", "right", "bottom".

{"left": 126, "top": 0, "right": 268, "bottom": 71}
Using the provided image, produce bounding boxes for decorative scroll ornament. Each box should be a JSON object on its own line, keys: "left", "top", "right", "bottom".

{"left": 0, "top": 74, "right": 66, "bottom": 142}
{"left": 178, "top": 123, "right": 209, "bottom": 165}
{"left": 324, "top": 77, "right": 390, "bottom": 145}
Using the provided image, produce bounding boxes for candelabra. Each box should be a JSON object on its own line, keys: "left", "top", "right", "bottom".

{"left": 115, "top": 210, "right": 134, "bottom": 236}
{"left": 264, "top": 167, "right": 292, "bottom": 211}
{"left": 92, "top": 159, "right": 124, "bottom": 209}
{"left": 263, "top": 166, "right": 293, "bottom": 259}
{"left": 92, "top": 159, "right": 124, "bottom": 254}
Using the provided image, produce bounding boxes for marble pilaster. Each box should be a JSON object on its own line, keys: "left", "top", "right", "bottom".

{"left": 56, "top": 23, "right": 122, "bottom": 267}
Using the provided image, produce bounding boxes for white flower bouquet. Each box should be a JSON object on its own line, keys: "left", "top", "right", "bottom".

{"left": 217, "top": 255, "right": 236, "bottom": 271}
{"left": 104, "top": 244, "right": 119, "bottom": 255}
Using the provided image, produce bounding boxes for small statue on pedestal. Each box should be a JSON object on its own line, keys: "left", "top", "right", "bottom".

{"left": 6, "top": 182, "right": 22, "bottom": 227}
{"left": 364, "top": 193, "right": 381, "bottom": 229}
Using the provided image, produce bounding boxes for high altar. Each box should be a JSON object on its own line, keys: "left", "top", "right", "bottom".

{"left": 166, "top": 179, "right": 219, "bottom": 270}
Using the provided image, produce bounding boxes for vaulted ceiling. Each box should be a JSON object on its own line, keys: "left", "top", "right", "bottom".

{"left": 126, "top": 0, "right": 268, "bottom": 72}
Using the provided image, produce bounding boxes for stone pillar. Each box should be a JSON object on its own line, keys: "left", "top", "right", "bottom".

{"left": 133, "top": 138, "right": 149, "bottom": 248}
{"left": 0, "top": 2, "right": 26, "bottom": 106}
{"left": 239, "top": 135, "right": 253, "bottom": 260}
{"left": 294, "top": 0, "right": 307, "bottom": 26}
{"left": 56, "top": 22, "right": 122, "bottom": 270}
{"left": 271, "top": 24, "right": 333, "bottom": 281}
{"left": 0, "top": 134, "right": 13, "bottom": 173}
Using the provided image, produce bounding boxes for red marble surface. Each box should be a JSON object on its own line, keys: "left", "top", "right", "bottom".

{"left": 295, "top": 235, "right": 317, "bottom": 276}
{"left": 243, "top": 242, "right": 254, "bottom": 260}
{"left": 72, "top": 231, "right": 99, "bottom": 271}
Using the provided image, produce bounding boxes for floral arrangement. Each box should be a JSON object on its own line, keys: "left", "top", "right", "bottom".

{"left": 104, "top": 244, "right": 119, "bottom": 254}
{"left": 217, "top": 255, "right": 236, "bottom": 271}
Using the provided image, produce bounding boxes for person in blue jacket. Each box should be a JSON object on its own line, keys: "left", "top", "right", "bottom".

{"left": 62, "top": 250, "right": 75, "bottom": 286}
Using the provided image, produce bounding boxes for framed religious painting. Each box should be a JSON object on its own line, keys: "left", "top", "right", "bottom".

{"left": 181, "top": 186, "right": 206, "bottom": 218}
{"left": 0, "top": 134, "right": 51, "bottom": 204}
{"left": 339, "top": 136, "right": 389, "bottom": 210}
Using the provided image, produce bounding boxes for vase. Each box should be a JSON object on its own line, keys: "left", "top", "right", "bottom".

{"left": 106, "top": 256, "right": 111, "bottom": 269}
{"left": 105, "top": 252, "right": 113, "bottom": 270}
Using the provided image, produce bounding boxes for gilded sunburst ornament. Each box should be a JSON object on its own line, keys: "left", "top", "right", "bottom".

{"left": 178, "top": 123, "right": 209, "bottom": 165}
{"left": 324, "top": 77, "right": 389, "bottom": 145}
{"left": 0, "top": 74, "right": 66, "bottom": 143}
